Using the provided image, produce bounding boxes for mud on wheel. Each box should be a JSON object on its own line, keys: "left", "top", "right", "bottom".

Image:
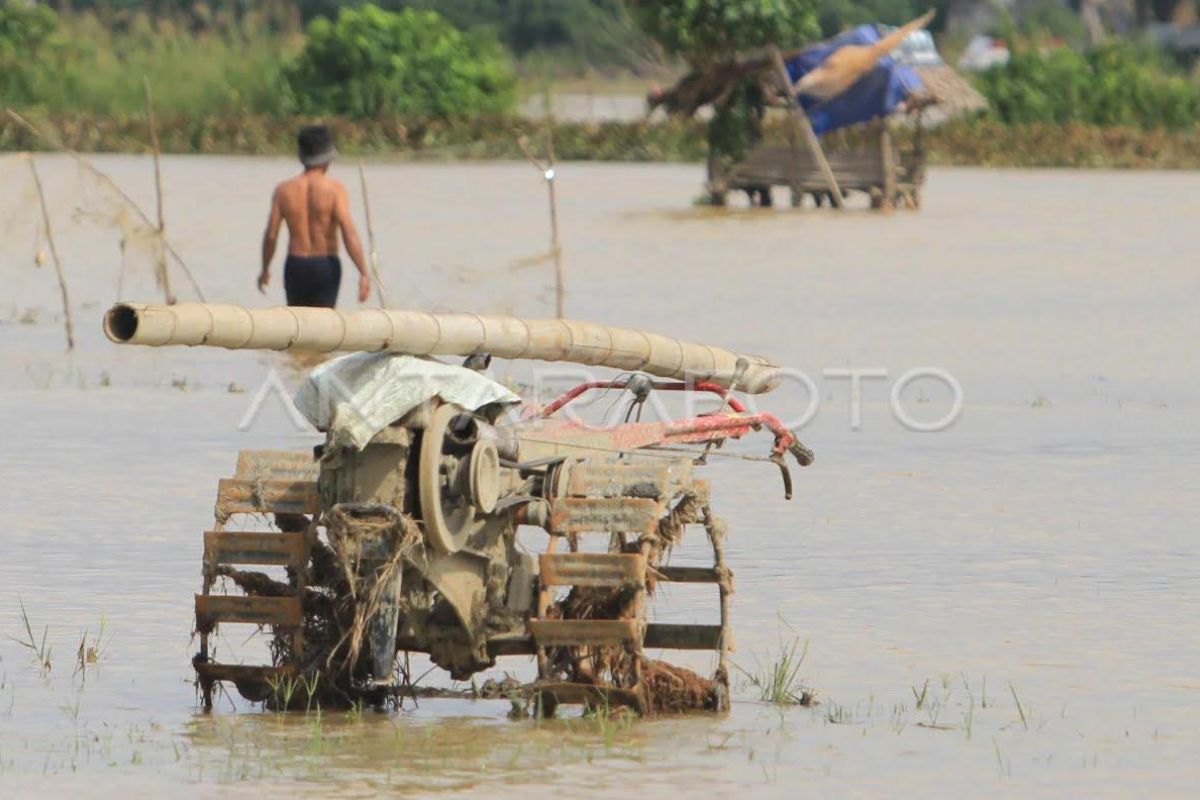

{"left": 530, "top": 460, "right": 734, "bottom": 716}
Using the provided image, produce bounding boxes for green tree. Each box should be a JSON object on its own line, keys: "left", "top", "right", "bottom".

{"left": 0, "top": 0, "right": 58, "bottom": 102}
{"left": 284, "top": 4, "right": 516, "bottom": 117}
{"left": 627, "top": 0, "right": 820, "bottom": 194}
{"left": 627, "top": 0, "right": 819, "bottom": 66}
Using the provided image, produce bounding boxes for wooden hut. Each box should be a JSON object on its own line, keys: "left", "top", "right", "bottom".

{"left": 715, "top": 61, "right": 985, "bottom": 209}
{"left": 651, "top": 26, "right": 986, "bottom": 210}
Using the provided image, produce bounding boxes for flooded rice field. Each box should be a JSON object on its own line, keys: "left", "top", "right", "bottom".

{"left": 1, "top": 156, "right": 1198, "bottom": 797}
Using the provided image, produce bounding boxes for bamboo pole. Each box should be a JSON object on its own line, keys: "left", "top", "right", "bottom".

{"left": 5, "top": 108, "right": 206, "bottom": 301}
{"left": 143, "top": 77, "right": 175, "bottom": 304}
{"left": 26, "top": 155, "right": 75, "bottom": 350}
{"left": 770, "top": 47, "right": 845, "bottom": 210}
{"left": 516, "top": 132, "right": 565, "bottom": 319}
{"left": 544, "top": 130, "right": 564, "bottom": 320}
{"left": 103, "top": 303, "right": 783, "bottom": 394}
{"left": 356, "top": 161, "right": 389, "bottom": 308}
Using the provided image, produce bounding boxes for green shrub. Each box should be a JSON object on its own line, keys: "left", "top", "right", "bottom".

{"left": 976, "top": 42, "right": 1200, "bottom": 129}
{"left": 284, "top": 4, "right": 516, "bottom": 118}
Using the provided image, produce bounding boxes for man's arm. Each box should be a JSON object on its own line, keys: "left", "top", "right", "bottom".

{"left": 335, "top": 183, "right": 371, "bottom": 303}
{"left": 259, "top": 188, "right": 284, "bottom": 294}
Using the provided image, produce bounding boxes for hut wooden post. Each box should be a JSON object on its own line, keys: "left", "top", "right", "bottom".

{"left": 143, "top": 77, "right": 175, "bottom": 305}
{"left": 785, "top": 110, "right": 802, "bottom": 208}
{"left": 357, "top": 161, "right": 390, "bottom": 308}
{"left": 770, "top": 47, "right": 845, "bottom": 210}
{"left": 910, "top": 109, "right": 927, "bottom": 209}
{"left": 880, "top": 119, "right": 897, "bottom": 211}
{"left": 706, "top": 149, "right": 727, "bottom": 207}
{"left": 26, "top": 155, "right": 75, "bottom": 350}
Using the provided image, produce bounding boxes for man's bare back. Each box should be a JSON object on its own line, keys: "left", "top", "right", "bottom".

{"left": 275, "top": 171, "right": 343, "bottom": 257}
{"left": 258, "top": 126, "right": 370, "bottom": 306}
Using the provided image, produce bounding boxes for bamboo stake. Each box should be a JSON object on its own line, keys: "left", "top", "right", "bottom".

{"left": 25, "top": 155, "right": 75, "bottom": 350}
{"left": 356, "top": 161, "right": 389, "bottom": 308}
{"left": 770, "top": 47, "right": 845, "bottom": 210}
{"left": 516, "top": 132, "right": 565, "bottom": 319}
{"left": 5, "top": 108, "right": 206, "bottom": 301}
{"left": 143, "top": 77, "right": 175, "bottom": 304}
{"left": 544, "top": 130, "right": 564, "bottom": 320}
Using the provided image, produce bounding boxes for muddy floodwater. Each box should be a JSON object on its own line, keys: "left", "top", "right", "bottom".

{"left": 0, "top": 156, "right": 1197, "bottom": 798}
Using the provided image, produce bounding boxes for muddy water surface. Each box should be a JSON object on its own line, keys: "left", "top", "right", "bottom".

{"left": 1, "top": 156, "right": 1198, "bottom": 797}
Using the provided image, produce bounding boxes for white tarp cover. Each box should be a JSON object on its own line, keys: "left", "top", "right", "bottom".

{"left": 294, "top": 352, "right": 520, "bottom": 449}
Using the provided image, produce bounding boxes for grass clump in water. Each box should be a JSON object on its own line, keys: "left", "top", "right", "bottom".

{"left": 734, "top": 618, "right": 815, "bottom": 706}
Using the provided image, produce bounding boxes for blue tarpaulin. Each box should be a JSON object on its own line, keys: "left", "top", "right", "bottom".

{"left": 785, "top": 25, "right": 924, "bottom": 136}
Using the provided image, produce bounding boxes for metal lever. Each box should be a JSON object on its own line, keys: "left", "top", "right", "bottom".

{"left": 770, "top": 454, "right": 794, "bottom": 500}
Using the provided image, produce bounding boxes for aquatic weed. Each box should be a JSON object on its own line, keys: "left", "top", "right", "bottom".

{"left": 825, "top": 701, "right": 853, "bottom": 725}
{"left": 306, "top": 706, "right": 326, "bottom": 756}
{"left": 265, "top": 673, "right": 299, "bottom": 712}
{"left": 912, "top": 679, "right": 930, "bottom": 709}
{"left": 993, "top": 737, "right": 1011, "bottom": 777}
{"left": 1009, "top": 682, "right": 1028, "bottom": 730}
{"left": 9, "top": 597, "right": 52, "bottom": 676}
{"left": 73, "top": 612, "right": 111, "bottom": 681}
{"left": 734, "top": 619, "right": 814, "bottom": 705}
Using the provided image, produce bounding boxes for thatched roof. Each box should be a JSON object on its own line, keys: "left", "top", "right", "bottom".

{"left": 911, "top": 64, "right": 988, "bottom": 119}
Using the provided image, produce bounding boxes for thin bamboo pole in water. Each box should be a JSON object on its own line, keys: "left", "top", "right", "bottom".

{"left": 26, "top": 155, "right": 75, "bottom": 350}
{"left": 357, "top": 161, "right": 390, "bottom": 308}
{"left": 545, "top": 130, "right": 565, "bottom": 320}
{"left": 143, "top": 77, "right": 175, "bottom": 305}
{"left": 517, "top": 133, "right": 565, "bottom": 319}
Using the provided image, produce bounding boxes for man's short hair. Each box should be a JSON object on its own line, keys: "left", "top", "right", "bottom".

{"left": 298, "top": 125, "right": 338, "bottom": 168}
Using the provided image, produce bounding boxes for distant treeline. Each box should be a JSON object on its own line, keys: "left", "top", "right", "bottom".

{"left": 46, "top": 0, "right": 957, "bottom": 63}
{"left": 53, "top": 0, "right": 653, "bottom": 65}
{"left": 5, "top": 1, "right": 1200, "bottom": 152}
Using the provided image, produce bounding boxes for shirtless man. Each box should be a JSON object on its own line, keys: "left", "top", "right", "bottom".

{"left": 257, "top": 125, "right": 371, "bottom": 307}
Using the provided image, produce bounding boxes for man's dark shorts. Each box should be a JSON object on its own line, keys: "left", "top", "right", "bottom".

{"left": 284, "top": 255, "right": 341, "bottom": 308}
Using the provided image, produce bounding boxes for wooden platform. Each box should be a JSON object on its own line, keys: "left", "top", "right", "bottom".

{"left": 713, "top": 120, "right": 925, "bottom": 210}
